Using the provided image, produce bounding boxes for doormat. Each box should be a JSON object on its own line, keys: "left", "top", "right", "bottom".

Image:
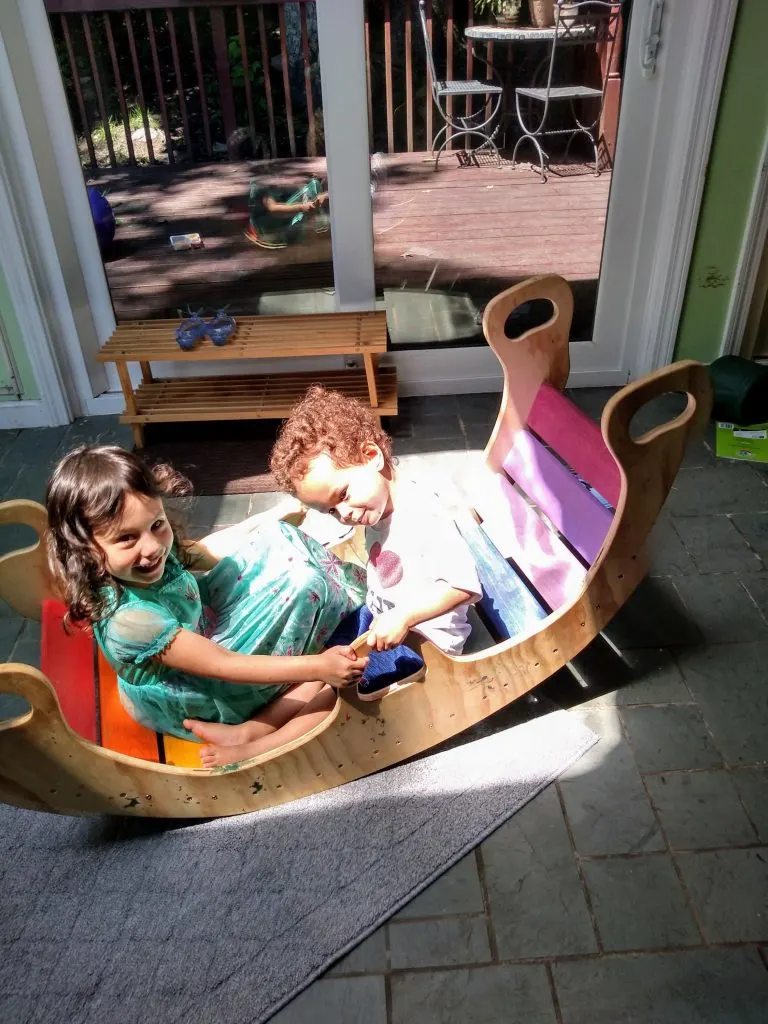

{"left": 0, "top": 706, "right": 595, "bottom": 1024}
{"left": 138, "top": 419, "right": 282, "bottom": 495}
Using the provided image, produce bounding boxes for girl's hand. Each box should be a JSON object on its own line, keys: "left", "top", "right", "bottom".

{"left": 315, "top": 646, "right": 368, "bottom": 688}
{"left": 368, "top": 611, "right": 411, "bottom": 650}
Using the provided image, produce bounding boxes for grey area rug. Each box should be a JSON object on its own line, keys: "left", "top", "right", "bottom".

{"left": 0, "top": 706, "right": 595, "bottom": 1024}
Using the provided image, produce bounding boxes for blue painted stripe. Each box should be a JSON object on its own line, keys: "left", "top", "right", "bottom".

{"left": 454, "top": 513, "right": 548, "bottom": 642}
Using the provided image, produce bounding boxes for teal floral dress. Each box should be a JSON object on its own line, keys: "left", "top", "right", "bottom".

{"left": 94, "top": 521, "right": 366, "bottom": 740}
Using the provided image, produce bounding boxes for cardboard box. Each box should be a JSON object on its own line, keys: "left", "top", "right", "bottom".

{"left": 715, "top": 421, "right": 768, "bottom": 464}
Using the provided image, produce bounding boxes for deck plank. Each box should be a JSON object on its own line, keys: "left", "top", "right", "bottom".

{"left": 91, "top": 154, "right": 610, "bottom": 327}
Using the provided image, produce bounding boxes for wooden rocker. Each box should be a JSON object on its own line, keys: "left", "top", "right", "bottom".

{"left": 0, "top": 275, "right": 712, "bottom": 819}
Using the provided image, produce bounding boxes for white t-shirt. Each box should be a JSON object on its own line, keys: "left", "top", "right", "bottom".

{"left": 365, "top": 479, "right": 481, "bottom": 655}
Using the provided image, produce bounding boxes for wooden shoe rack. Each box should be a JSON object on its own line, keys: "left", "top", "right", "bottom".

{"left": 97, "top": 310, "right": 396, "bottom": 448}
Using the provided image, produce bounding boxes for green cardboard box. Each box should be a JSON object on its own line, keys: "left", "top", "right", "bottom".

{"left": 715, "top": 421, "right": 768, "bottom": 464}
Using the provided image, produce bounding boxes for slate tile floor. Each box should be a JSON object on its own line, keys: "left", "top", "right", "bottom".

{"left": 1, "top": 387, "right": 768, "bottom": 1022}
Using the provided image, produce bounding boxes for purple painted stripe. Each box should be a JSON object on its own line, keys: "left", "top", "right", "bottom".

{"left": 475, "top": 472, "right": 587, "bottom": 611}
{"left": 529, "top": 384, "right": 622, "bottom": 508}
{"left": 503, "top": 431, "right": 613, "bottom": 565}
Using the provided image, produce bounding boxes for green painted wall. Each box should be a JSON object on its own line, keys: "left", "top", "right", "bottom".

{"left": 675, "top": 0, "right": 768, "bottom": 362}
{"left": 0, "top": 264, "right": 39, "bottom": 401}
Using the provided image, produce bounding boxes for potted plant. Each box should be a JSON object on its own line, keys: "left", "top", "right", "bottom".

{"left": 529, "top": 1, "right": 555, "bottom": 27}
{"left": 557, "top": 2, "right": 581, "bottom": 27}
{"left": 474, "top": 0, "right": 524, "bottom": 27}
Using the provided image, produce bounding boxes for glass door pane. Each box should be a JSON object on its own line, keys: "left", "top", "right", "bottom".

{"left": 364, "top": 0, "right": 631, "bottom": 350}
{"left": 48, "top": 1, "right": 335, "bottom": 320}
{"left": 0, "top": 313, "right": 20, "bottom": 397}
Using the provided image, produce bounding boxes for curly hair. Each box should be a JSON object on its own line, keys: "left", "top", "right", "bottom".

{"left": 270, "top": 385, "right": 394, "bottom": 493}
{"left": 45, "top": 446, "right": 193, "bottom": 628}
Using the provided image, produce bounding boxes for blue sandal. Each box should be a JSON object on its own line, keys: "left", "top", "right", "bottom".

{"left": 175, "top": 309, "right": 207, "bottom": 351}
{"left": 206, "top": 308, "right": 237, "bottom": 346}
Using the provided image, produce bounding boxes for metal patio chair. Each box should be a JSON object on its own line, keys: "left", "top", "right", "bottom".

{"left": 418, "top": 0, "right": 503, "bottom": 169}
{"left": 512, "top": 0, "right": 623, "bottom": 181}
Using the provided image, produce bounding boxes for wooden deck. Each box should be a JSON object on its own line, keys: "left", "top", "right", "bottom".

{"left": 92, "top": 153, "right": 610, "bottom": 339}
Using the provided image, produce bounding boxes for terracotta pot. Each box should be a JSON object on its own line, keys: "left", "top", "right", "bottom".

{"left": 529, "top": 0, "right": 555, "bottom": 27}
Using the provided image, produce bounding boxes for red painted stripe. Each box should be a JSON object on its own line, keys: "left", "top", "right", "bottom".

{"left": 41, "top": 599, "right": 98, "bottom": 743}
{"left": 529, "top": 383, "right": 622, "bottom": 508}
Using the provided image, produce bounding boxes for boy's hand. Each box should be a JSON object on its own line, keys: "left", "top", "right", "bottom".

{"left": 315, "top": 646, "right": 368, "bottom": 688}
{"left": 367, "top": 611, "right": 411, "bottom": 650}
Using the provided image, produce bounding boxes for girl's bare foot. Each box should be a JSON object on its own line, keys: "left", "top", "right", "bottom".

{"left": 199, "top": 740, "right": 264, "bottom": 768}
{"left": 183, "top": 718, "right": 261, "bottom": 747}
{"left": 190, "top": 685, "right": 336, "bottom": 768}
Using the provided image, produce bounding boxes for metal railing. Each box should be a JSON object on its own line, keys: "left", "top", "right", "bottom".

{"left": 45, "top": 0, "right": 622, "bottom": 168}
{"left": 47, "top": 0, "right": 320, "bottom": 165}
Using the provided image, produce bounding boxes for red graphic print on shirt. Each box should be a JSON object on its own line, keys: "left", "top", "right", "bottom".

{"left": 369, "top": 542, "right": 403, "bottom": 589}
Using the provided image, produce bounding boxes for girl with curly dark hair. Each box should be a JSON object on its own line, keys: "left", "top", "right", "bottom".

{"left": 45, "top": 446, "right": 368, "bottom": 767}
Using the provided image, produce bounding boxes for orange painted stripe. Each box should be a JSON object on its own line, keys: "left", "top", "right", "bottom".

{"left": 97, "top": 647, "right": 161, "bottom": 763}
{"left": 162, "top": 734, "right": 203, "bottom": 768}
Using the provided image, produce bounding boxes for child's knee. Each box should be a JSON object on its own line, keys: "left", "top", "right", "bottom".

{"left": 316, "top": 684, "right": 336, "bottom": 712}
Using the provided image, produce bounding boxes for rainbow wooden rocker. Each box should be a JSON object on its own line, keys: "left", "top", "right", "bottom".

{"left": 0, "top": 275, "right": 711, "bottom": 818}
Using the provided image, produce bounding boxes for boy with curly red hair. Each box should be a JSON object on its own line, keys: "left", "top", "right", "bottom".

{"left": 270, "top": 386, "right": 481, "bottom": 699}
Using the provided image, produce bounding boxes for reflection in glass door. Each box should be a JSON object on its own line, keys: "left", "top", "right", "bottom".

{"left": 362, "top": 0, "right": 630, "bottom": 350}
{"left": 48, "top": 0, "right": 335, "bottom": 321}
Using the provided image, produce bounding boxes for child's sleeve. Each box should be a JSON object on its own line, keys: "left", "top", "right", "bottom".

{"left": 100, "top": 601, "right": 183, "bottom": 667}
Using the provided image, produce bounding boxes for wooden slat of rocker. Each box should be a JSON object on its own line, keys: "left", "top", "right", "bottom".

{"left": 503, "top": 431, "right": 614, "bottom": 567}
{"left": 96, "top": 311, "right": 388, "bottom": 363}
{"left": 96, "top": 647, "right": 161, "bottom": 763}
{"left": 97, "top": 645, "right": 200, "bottom": 766}
{"left": 163, "top": 734, "right": 204, "bottom": 768}
{"left": 40, "top": 600, "right": 98, "bottom": 744}
{"left": 475, "top": 471, "right": 587, "bottom": 612}
{"left": 528, "top": 382, "right": 622, "bottom": 508}
{"left": 454, "top": 512, "right": 548, "bottom": 640}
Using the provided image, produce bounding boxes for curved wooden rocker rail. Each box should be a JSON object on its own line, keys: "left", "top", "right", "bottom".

{"left": 0, "top": 276, "right": 712, "bottom": 819}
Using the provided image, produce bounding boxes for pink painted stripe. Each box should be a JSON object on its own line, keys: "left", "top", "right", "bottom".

{"left": 503, "top": 431, "right": 613, "bottom": 565}
{"left": 529, "top": 383, "right": 622, "bottom": 508}
{"left": 474, "top": 472, "right": 587, "bottom": 611}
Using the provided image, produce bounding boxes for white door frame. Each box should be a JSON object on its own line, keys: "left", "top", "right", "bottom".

{"left": 721, "top": 125, "right": 768, "bottom": 359}
{"left": 316, "top": 0, "right": 376, "bottom": 310}
{"left": 0, "top": 0, "right": 738, "bottom": 423}
{"left": 608, "top": 0, "right": 739, "bottom": 382}
{"left": 0, "top": 28, "right": 72, "bottom": 430}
